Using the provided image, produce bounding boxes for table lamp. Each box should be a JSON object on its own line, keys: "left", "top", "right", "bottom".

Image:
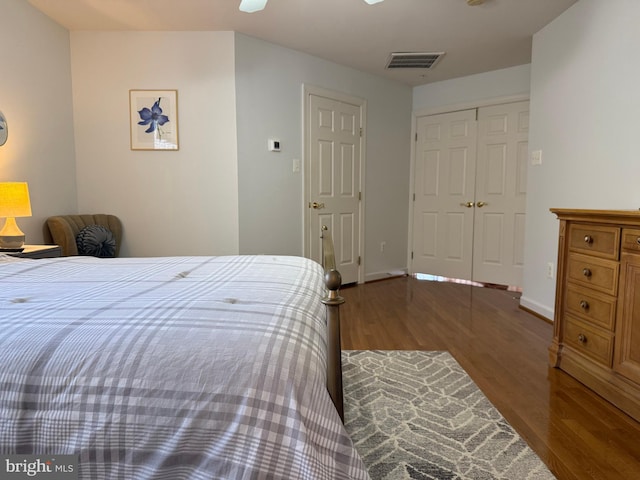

{"left": 0, "top": 182, "right": 32, "bottom": 250}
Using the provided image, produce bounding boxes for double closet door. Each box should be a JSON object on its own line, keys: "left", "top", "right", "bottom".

{"left": 411, "top": 101, "right": 529, "bottom": 287}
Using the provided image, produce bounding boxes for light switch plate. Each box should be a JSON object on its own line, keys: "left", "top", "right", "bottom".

{"left": 531, "top": 150, "right": 542, "bottom": 166}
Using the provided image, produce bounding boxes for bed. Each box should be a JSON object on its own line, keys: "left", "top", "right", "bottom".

{"left": 0, "top": 241, "right": 370, "bottom": 479}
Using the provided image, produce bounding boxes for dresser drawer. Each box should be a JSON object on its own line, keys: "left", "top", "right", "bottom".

{"left": 622, "top": 228, "right": 640, "bottom": 254}
{"left": 567, "top": 253, "right": 619, "bottom": 296}
{"left": 568, "top": 224, "right": 620, "bottom": 260}
{"left": 565, "top": 284, "right": 616, "bottom": 331}
{"left": 565, "top": 316, "right": 614, "bottom": 367}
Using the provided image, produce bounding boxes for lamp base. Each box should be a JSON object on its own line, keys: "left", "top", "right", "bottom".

{"left": 0, "top": 234, "right": 26, "bottom": 249}
{"left": 0, "top": 217, "right": 26, "bottom": 249}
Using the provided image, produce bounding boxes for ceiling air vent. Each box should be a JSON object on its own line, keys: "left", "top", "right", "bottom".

{"left": 386, "top": 52, "right": 445, "bottom": 69}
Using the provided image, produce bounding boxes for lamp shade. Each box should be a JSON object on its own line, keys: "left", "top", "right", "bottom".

{"left": 0, "top": 182, "right": 32, "bottom": 218}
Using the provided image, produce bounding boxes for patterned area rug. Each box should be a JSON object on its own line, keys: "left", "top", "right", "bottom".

{"left": 342, "top": 350, "right": 556, "bottom": 480}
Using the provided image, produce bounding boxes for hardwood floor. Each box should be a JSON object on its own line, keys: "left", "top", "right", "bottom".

{"left": 340, "top": 276, "right": 640, "bottom": 480}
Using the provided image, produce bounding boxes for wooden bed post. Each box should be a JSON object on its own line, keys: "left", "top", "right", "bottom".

{"left": 321, "top": 230, "right": 345, "bottom": 422}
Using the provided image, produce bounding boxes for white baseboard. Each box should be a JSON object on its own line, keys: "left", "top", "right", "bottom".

{"left": 519, "top": 296, "right": 554, "bottom": 321}
{"left": 364, "top": 268, "right": 408, "bottom": 283}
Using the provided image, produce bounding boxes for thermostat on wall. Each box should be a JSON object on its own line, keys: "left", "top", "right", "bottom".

{"left": 268, "top": 139, "right": 281, "bottom": 152}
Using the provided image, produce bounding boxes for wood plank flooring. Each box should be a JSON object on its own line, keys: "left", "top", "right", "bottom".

{"left": 339, "top": 276, "right": 640, "bottom": 480}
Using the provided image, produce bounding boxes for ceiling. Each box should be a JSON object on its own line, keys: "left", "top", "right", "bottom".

{"left": 27, "top": 0, "right": 577, "bottom": 87}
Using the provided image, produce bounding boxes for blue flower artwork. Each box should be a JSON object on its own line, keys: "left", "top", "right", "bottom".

{"left": 137, "top": 97, "right": 170, "bottom": 136}
{"left": 130, "top": 90, "right": 178, "bottom": 150}
{"left": 0, "top": 110, "right": 7, "bottom": 146}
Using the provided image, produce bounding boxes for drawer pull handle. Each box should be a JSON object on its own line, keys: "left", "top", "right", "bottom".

{"left": 584, "top": 235, "right": 593, "bottom": 244}
{"left": 582, "top": 268, "right": 592, "bottom": 278}
{"left": 580, "top": 300, "right": 589, "bottom": 310}
{"left": 637, "top": 237, "right": 640, "bottom": 245}
{"left": 578, "top": 333, "right": 587, "bottom": 344}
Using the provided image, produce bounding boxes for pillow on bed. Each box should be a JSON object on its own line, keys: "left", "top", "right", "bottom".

{"left": 76, "top": 225, "right": 116, "bottom": 258}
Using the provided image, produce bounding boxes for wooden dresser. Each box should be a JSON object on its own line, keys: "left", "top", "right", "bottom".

{"left": 550, "top": 209, "right": 640, "bottom": 422}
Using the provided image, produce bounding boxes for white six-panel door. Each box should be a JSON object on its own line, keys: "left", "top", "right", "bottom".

{"left": 307, "top": 93, "right": 362, "bottom": 285}
{"left": 473, "top": 101, "right": 529, "bottom": 286}
{"left": 412, "top": 109, "right": 478, "bottom": 279}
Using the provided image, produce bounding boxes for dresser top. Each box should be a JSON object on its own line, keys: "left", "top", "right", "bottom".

{"left": 551, "top": 208, "right": 640, "bottom": 225}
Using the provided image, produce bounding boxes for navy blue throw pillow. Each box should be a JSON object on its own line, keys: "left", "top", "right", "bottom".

{"left": 76, "top": 225, "right": 116, "bottom": 258}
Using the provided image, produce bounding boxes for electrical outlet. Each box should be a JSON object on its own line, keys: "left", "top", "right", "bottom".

{"left": 547, "top": 262, "right": 554, "bottom": 279}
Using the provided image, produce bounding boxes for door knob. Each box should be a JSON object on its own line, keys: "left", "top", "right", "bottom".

{"left": 476, "top": 201, "right": 488, "bottom": 208}
{"left": 310, "top": 201, "right": 325, "bottom": 209}
{"left": 460, "top": 201, "right": 474, "bottom": 208}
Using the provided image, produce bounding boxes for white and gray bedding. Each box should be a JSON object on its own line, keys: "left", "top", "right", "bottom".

{"left": 0, "top": 254, "right": 369, "bottom": 479}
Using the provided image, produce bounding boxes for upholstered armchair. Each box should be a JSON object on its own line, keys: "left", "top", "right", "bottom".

{"left": 43, "top": 214, "right": 123, "bottom": 257}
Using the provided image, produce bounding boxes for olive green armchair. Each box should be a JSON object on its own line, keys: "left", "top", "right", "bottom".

{"left": 43, "top": 214, "right": 123, "bottom": 257}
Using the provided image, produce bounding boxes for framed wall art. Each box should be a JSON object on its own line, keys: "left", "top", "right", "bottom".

{"left": 0, "top": 110, "right": 8, "bottom": 146}
{"left": 129, "top": 90, "right": 179, "bottom": 150}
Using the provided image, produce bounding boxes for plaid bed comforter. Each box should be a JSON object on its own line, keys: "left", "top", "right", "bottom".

{"left": 0, "top": 255, "right": 369, "bottom": 480}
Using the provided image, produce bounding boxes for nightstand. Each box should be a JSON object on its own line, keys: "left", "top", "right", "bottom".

{"left": 5, "top": 244, "right": 62, "bottom": 259}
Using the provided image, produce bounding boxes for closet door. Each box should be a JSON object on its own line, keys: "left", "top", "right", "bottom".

{"left": 411, "top": 101, "right": 529, "bottom": 287}
{"left": 412, "top": 109, "right": 477, "bottom": 279}
{"left": 473, "top": 101, "right": 529, "bottom": 286}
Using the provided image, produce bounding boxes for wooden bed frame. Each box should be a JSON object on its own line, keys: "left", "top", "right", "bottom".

{"left": 321, "top": 231, "right": 345, "bottom": 421}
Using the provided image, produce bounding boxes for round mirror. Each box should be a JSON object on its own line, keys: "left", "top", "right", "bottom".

{"left": 0, "top": 111, "right": 7, "bottom": 146}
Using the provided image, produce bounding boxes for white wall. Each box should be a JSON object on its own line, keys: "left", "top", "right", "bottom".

{"left": 70, "top": 31, "right": 239, "bottom": 257}
{"left": 0, "top": 0, "right": 77, "bottom": 244}
{"left": 413, "top": 65, "right": 531, "bottom": 112}
{"left": 234, "top": 33, "right": 413, "bottom": 281}
{"left": 522, "top": 0, "right": 640, "bottom": 319}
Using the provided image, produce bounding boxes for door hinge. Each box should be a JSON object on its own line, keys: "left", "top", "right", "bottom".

{"left": 357, "top": 256, "right": 361, "bottom": 266}
{"left": 358, "top": 191, "right": 362, "bottom": 201}
{"left": 413, "top": 193, "right": 416, "bottom": 201}
{"left": 411, "top": 251, "right": 414, "bottom": 259}
{"left": 359, "top": 128, "right": 363, "bottom": 137}
{"left": 415, "top": 132, "right": 418, "bottom": 142}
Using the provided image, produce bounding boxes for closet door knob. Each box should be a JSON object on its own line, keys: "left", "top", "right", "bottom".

{"left": 584, "top": 235, "right": 593, "bottom": 244}
{"left": 583, "top": 268, "right": 592, "bottom": 278}
{"left": 580, "top": 300, "right": 589, "bottom": 310}
{"left": 578, "top": 333, "right": 587, "bottom": 344}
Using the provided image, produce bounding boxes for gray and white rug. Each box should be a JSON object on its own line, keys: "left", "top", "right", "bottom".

{"left": 342, "top": 350, "right": 556, "bottom": 480}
